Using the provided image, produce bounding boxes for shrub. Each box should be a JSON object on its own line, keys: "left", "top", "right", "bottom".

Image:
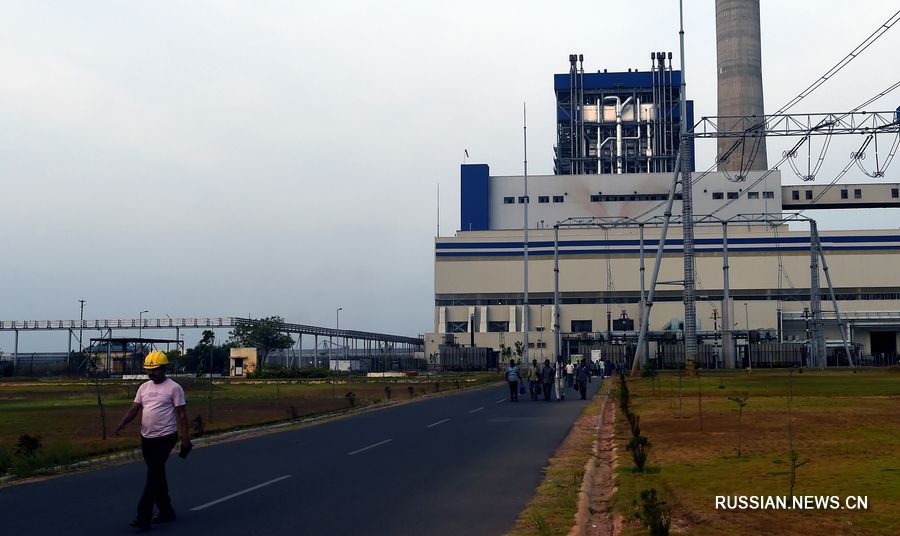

{"left": 633, "top": 488, "right": 672, "bottom": 536}
{"left": 0, "top": 447, "right": 12, "bottom": 475}
{"left": 15, "top": 434, "right": 42, "bottom": 458}
{"left": 345, "top": 392, "right": 356, "bottom": 407}
{"left": 192, "top": 415, "right": 205, "bottom": 437}
{"left": 627, "top": 435, "right": 652, "bottom": 472}
{"left": 617, "top": 377, "right": 631, "bottom": 413}
{"left": 626, "top": 411, "right": 641, "bottom": 438}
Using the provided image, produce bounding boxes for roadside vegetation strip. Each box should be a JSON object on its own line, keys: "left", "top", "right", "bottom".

{"left": 610, "top": 368, "right": 900, "bottom": 536}
{"left": 0, "top": 372, "right": 501, "bottom": 483}
{"left": 508, "top": 381, "right": 611, "bottom": 536}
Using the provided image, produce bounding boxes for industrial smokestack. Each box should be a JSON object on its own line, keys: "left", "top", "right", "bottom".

{"left": 715, "top": 0, "right": 768, "bottom": 171}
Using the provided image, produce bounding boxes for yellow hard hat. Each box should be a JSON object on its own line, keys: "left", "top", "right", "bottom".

{"left": 144, "top": 351, "right": 169, "bottom": 369}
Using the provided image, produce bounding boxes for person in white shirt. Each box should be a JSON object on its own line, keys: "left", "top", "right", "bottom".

{"left": 565, "top": 362, "right": 575, "bottom": 388}
{"left": 115, "top": 351, "right": 191, "bottom": 531}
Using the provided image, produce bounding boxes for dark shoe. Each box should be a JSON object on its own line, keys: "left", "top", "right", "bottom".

{"left": 130, "top": 518, "right": 151, "bottom": 531}
{"left": 152, "top": 512, "right": 176, "bottom": 524}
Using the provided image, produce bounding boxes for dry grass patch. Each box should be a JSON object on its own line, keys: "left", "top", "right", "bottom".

{"left": 612, "top": 369, "right": 900, "bottom": 536}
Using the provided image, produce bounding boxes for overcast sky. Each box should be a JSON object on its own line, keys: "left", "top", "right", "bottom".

{"left": 2, "top": 1, "right": 899, "bottom": 351}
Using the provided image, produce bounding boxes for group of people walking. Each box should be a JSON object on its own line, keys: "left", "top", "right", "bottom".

{"left": 504, "top": 357, "right": 597, "bottom": 402}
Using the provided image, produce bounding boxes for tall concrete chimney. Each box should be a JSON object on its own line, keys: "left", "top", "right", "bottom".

{"left": 716, "top": 0, "right": 768, "bottom": 171}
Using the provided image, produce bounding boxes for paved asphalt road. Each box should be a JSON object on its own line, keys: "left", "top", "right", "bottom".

{"left": 0, "top": 378, "right": 602, "bottom": 535}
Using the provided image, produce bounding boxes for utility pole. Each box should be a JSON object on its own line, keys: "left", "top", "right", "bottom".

{"left": 678, "top": 0, "right": 698, "bottom": 366}
{"left": 523, "top": 103, "right": 530, "bottom": 367}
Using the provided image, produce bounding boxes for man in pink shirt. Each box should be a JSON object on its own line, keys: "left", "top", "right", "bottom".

{"left": 115, "top": 351, "right": 191, "bottom": 531}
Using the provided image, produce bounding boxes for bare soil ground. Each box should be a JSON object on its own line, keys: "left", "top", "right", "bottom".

{"left": 610, "top": 369, "right": 900, "bottom": 536}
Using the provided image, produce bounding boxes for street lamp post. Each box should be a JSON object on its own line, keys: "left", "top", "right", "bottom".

{"left": 138, "top": 310, "right": 149, "bottom": 356}
{"left": 78, "top": 299, "right": 86, "bottom": 353}
{"left": 335, "top": 307, "right": 342, "bottom": 370}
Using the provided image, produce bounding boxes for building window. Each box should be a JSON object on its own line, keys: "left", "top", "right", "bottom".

{"left": 503, "top": 196, "right": 514, "bottom": 204}
{"left": 446, "top": 321, "right": 469, "bottom": 333}
{"left": 590, "top": 194, "right": 600, "bottom": 202}
{"left": 892, "top": 188, "right": 899, "bottom": 199}
{"left": 841, "top": 189, "right": 848, "bottom": 199}
{"left": 854, "top": 189, "right": 862, "bottom": 199}
{"left": 747, "top": 191, "right": 759, "bottom": 199}
{"left": 805, "top": 190, "right": 813, "bottom": 200}
{"left": 518, "top": 196, "right": 528, "bottom": 203}
{"left": 571, "top": 320, "right": 592, "bottom": 333}
{"left": 538, "top": 195, "right": 549, "bottom": 203}
{"left": 553, "top": 195, "right": 564, "bottom": 203}
{"left": 727, "top": 192, "right": 739, "bottom": 200}
{"left": 712, "top": 192, "right": 724, "bottom": 200}
{"left": 763, "top": 191, "right": 775, "bottom": 199}
{"left": 487, "top": 321, "right": 509, "bottom": 333}
{"left": 791, "top": 190, "right": 800, "bottom": 200}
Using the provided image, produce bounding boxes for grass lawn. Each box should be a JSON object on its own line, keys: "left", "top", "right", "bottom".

{"left": 0, "top": 374, "right": 496, "bottom": 477}
{"left": 612, "top": 368, "right": 900, "bottom": 535}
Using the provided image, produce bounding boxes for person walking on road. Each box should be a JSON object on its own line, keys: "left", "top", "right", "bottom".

{"left": 527, "top": 358, "right": 541, "bottom": 400}
{"left": 575, "top": 359, "right": 592, "bottom": 400}
{"left": 540, "top": 359, "right": 554, "bottom": 401}
{"left": 505, "top": 359, "right": 521, "bottom": 402}
{"left": 115, "top": 351, "right": 191, "bottom": 531}
{"left": 565, "top": 361, "right": 575, "bottom": 388}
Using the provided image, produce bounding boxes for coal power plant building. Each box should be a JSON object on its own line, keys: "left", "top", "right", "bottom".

{"left": 425, "top": 1, "right": 900, "bottom": 370}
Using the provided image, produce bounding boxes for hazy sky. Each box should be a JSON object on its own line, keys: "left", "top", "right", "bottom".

{"left": 2, "top": 1, "right": 899, "bottom": 351}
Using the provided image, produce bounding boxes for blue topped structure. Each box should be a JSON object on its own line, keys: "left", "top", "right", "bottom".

{"left": 460, "top": 164, "right": 490, "bottom": 231}
{"left": 554, "top": 53, "right": 694, "bottom": 175}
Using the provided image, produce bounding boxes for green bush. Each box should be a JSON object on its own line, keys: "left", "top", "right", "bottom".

{"left": 626, "top": 411, "right": 641, "bottom": 438}
{"left": 627, "top": 435, "right": 652, "bottom": 472}
{"left": 9, "top": 439, "right": 77, "bottom": 478}
{"left": 633, "top": 488, "right": 672, "bottom": 536}
{"left": 0, "top": 447, "right": 12, "bottom": 475}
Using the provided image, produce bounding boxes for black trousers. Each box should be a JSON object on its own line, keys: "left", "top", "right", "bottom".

{"left": 542, "top": 383, "right": 552, "bottom": 401}
{"left": 138, "top": 433, "right": 178, "bottom": 521}
{"left": 507, "top": 380, "right": 519, "bottom": 401}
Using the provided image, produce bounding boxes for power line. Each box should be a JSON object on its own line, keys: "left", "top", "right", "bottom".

{"left": 773, "top": 9, "right": 900, "bottom": 116}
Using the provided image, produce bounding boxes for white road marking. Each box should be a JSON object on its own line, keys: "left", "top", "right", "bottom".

{"left": 468, "top": 406, "right": 485, "bottom": 414}
{"left": 426, "top": 418, "right": 450, "bottom": 428}
{"left": 190, "top": 475, "right": 293, "bottom": 511}
{"left": 495, "top": 398, "right": 506, "bottom": 404}
{"left": 347, "top": 438, "right": 393, "bottom": 455}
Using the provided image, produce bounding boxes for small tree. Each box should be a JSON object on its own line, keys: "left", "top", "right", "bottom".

{"left": 513, "top": 341, "right": 525, "bottom": 362}
{"left": 627, "top": 435, "right": 652, "bottom": 472}
{"left": 633, "top": 488, "right": 672, "bottom": 536}
{"left": 229, "top": 316, "right": 295, "bottom": 370}
{"left": 86, "top": 353, "right": 108, "bottom": 440}
{"left": 728, "top": 392, "right": 750, "bottom": 457}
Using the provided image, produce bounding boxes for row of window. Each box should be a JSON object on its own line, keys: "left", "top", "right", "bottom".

{"left": 712, "top": 191, "right": 775, "bottom": 200}
{"left": 503, "top": 195, "right": 566, "bottom": 205}
{"left": 790, "top": 188, "right": 900, "bottom": 201}
{"left": 502, "top": 193, "right": 688, "bottom": 204}
{"left": 501, "top": 188, "right": 899, "bottom": 206}
{"left": 590, "top": 193, "right": 682, "bottom": 202}
{"left": 446, "top": 320, "right": 594, "bottom": 334}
